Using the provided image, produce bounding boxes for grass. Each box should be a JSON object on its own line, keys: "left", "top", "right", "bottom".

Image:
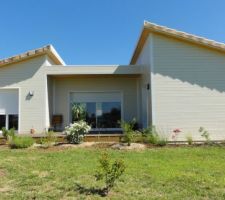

{"left": 1, "top": 146, "right": 225, "bottom": 199}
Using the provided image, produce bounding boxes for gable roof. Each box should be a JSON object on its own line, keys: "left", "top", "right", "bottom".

{"left": 130, "top": 21, "right": 225, "bottom": 64}
{"left": 0, "top": 44, "right": 65, "bottom": 67}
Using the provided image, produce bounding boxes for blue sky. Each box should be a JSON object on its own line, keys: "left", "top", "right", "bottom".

{"left": 1, "top": 0, "right": 225, "bottom": 65}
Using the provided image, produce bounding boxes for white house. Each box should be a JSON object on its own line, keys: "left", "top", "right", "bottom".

{"left": 1, "top": 21, "right": 225, "bottom": 141}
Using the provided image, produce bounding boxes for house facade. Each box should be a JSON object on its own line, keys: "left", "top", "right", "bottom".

{"left": 1, "top": 21, "right": 225, "bottom": 141}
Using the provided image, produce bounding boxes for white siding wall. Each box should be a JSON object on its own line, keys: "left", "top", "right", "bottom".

{"left": 52, "top": 76, "right": 139, "bottom": 128}
{"left": 152, "top": 34, "right": 225, "bottom": 141}
{"left": 0, "top": 55, "right": 52, "bottom": 133}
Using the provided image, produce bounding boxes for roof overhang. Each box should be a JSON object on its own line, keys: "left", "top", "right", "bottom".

{"left": 0, "top": 45, "right": 65, "bottom": 67}
{"left": 45, "top": 65, "right": 141, "bottom": 75}
{"left": 130, "top": 21, "right": 225, "bottom": 64}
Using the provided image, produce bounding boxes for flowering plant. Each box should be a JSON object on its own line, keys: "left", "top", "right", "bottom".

{"left": 172, "top": 128, "right": 181, "bottom": 144}
{"left": 65, "top": 120, "right": 91, "bottom": 144}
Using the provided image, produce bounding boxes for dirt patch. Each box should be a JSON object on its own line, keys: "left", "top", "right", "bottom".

{"left": 0, "top": 169, "right": 7, "bottom": 177}
{"left": 31, "top": 142, "right": 100, "bottom": 152}
{"left": 32, "top": 142, "right": 149, "bottom": 151}
{"left": 0, "top": 185, "right": 11, "bottom": 192}
{"left": 111, "top": 143, "right": 147, "bottom": 150}
{"left": 59, "top": 142, "right": 96, "bottom": 148}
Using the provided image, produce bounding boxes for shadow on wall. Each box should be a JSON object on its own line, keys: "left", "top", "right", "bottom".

{"left": 153, "top": 35, "right": 225, "bottom": 94}
{"left": 0, "top": 56, "right": 46, "bottom": 88}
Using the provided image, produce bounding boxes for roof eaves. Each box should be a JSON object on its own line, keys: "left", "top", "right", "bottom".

{"left": 130, "top": 21, "right": 225, "bottom": 64}
{"left": 0, "top": 45, "right": 65, "bottom": 67}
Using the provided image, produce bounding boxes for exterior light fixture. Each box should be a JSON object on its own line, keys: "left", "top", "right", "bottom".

{"left": 29, "top": 91, "right": 34, "bottom": 96}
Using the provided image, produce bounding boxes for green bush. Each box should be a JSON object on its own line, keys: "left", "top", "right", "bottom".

{"left": 120, "top": 120, "right": 136, "bottom": 146}
{"left": 95, "top": 152, "right": 125, "bottom": 195}
{"left": 131, "top": 131, "right": 144, "bottom": 143}
{"left": 186, "top": 134, "right": 193, "bottom": 145}
{"left": 148, "top": 134, "right": 159, "bottom": 145}
{"left": 40, "top": 131, "right": 57, "bottom": 148}
{"left": 142, "top": 126, "right": 158, "bottom": 144}
{"left": 1, "top": 127, "right": 15, "bottom": 139}
{"left": 199, "top": 127, "right": 211, "bottom": 144}
{"left": 9, "top": 136, "right": 34, "bottom": 149}
{"left": 156, "top": 137, "right": 167, "bottom": 146}
{"left": 142, "top": 126, "right": 168, "bottom": 146}
{"left": 1, "top": 127, "right": 8, "bottom": 138}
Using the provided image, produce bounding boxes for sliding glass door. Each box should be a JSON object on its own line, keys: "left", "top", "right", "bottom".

{"left": 70, "top": 92, "right": 122, "bottom": 129}
{"left": 96, "top": 102, "right": 121, "bottom": 128}
{"left": 0, "top": 89, "right": 19, "bottom": 131}
{"left": 0, "top": 114, "right": 18, "bottom": 130}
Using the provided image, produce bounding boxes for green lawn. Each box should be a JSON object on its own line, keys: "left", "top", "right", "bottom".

{"left": 1, "top": 146, "right": 225, "bottom": 200}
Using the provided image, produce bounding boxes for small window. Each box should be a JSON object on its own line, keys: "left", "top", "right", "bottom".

{"left": 0, "top": 115, "right": 6, "bottom": 130}
{"left": 8, "top": 115, "right": 18, "bottom": 130}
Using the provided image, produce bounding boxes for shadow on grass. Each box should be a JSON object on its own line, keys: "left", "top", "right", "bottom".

{"left": 75, "top": 183, "right": 108, "bottom": 197}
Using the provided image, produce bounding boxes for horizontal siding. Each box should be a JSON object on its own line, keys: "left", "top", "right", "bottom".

{"left": 152, "top": 34, "right": 225, "bottom": 141}
{"left": 0, "top": 56, "right": 50, "bottom": 133}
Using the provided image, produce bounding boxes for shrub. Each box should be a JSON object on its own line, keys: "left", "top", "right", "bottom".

{"left": 147, "top": 127, "right": 159, "bottom": 145}
{"left": 131, "top": 131, "right": 144, "bottom": 143}
{"left": 95, "top": 152, "right": 125, "bottom": 195}
{"left": 9, "top": 136, "right": 34, "bottom": 149}
{"left": 40, "top": 131, "right": 57, "bottom": 148}
{"left": 156, "top": 137, "right": 167, "bottom": 146}
{"left": 71, "top": 103, "right": 86, "bottom": 121}
{"left": 65, "top": 120, "right": 91, "bottom": 144}
{"left": 1, "top": 127, "right": 8, "bottom": 138}
{"left": 1, "top": 127, "right": 15, "bottom": 139}
{"left": 186, "top": 134, "right": 193, "bottom": 145}
{"left": 148, "top": 134, "right": 158, "bottom": 144}
{"left": 142, "top": 126, "right": 167, "bottom": 146}
{"left": 120, "top": 119, "right": 136, "bottom": 146}
{"left": 199, "top": 127, "right": 211, "bottom": 144}
{"left": 172, "top": 128, "right": 182, "bottom": 144}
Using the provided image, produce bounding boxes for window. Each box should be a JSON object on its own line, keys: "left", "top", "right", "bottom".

{"left": 8, "top": 115, "right": 18, "bottom": 130}
{"left": 0, "top": 114, "right": 18, "bottom": 131}
{"left": 0, "top": 115, "right": 6, "bottom": 130}
{"left": 97, "top": 102, "right": 121, "bottom": 128}
{"left": 71, "top": 102, "right": 121, "bottom": 129}
{"left": 70, "top": 92, "right": 122, "bottom": 129}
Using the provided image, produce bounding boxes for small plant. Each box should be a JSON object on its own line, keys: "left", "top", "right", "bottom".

{"left": 1, "top": 127, "right": 8, "bottom": 138}
{"left": 172, "top": 128, "right": 181, "bottom": 144}
{"left": 9, "top": 136, "right": 34, "bottom": 149}
{"left": 65, "top": 120, "right": 91, "bottom": 144}
{"left": 120, "top": 119, "right": 136, "bottom": 146}
{"left": 1, "top": 127, "right": 15, "bottom": 139}
{"left": 156, "top": 136, "right": 167, "bottom": 146}
{"left": 71, "top": 103, "right": 86, "bottom": 121}
{"left": 199, "top": 127, "right": 211, "bottom": 144}
{"left": 186, "top": 134, "right": 193, "bottom": 145}
{"left": 95, "top": 152, "right": 125, "bottom": 195}
{"left": 40, "top": 131, "right": 57, "bottom": 148}
{"left": 143, "top": 126, "right": 159, "bottom": 145}
{"left": 131, "top": 130, "right": 144, "bottom": 143}
{"left": 142, "top": 126, "right": 167, "bottom": 146}
{"left": 2, "top": 128, "right": 16, "bottom": 144}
